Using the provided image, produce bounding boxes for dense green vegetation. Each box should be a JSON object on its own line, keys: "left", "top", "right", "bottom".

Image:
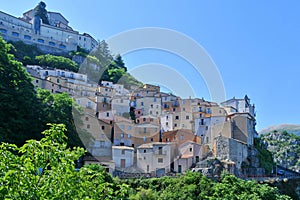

{"left": 8, "top": 41, "right": 78, "bottom": 72}
{"left": 260, "top": 130, "right": 300, "bottom": 171}
{"left": 125, "top": 172, "right": 292, "bottom": 199}
{"left": 35, "top": 54, "right": 79, "bottom": 72}
{"left": 0, "top": 37, "right": 83, "bottom": 147}
{"left": 8, "top": 40, "right": 42, "bottom": 63}
{"left": 0, "top": 124, "right": 128, "bottom": 199}
{"left": 254, "top": 138, "right": 274, "bottom": 174}
{"left": 0, "top": 124, "right": 292, "bottom": 199}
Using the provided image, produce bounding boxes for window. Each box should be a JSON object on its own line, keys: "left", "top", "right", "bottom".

{"left": 128, "top": 134, "right": 131, "bottom": 138}
{"left": 12, "top": 32, "right": 19, "bottom": 37}
{"left": 150, "top": 104, "right": 153, "bottom": 108}
{"left": 144, "top": 128, "right": 147, "bottom": 133}
{"left": 143, "top": 136, "right": 146, "bottom": 142}
{"left": 120, "top": 124, "right": 125, "bottom": 129}
{"left": 183, "top": 108, "right": 186, "bottom": 111}
{"left": 201, "top": 119, "right": 204, "bottom": 125}
{"left": 174, "top": 123, "right": 177, "bottom": 127}
{"left": 141, "top": 102, "right": 144, "bottom": 106}
{"left": 186, "top": 115, "right": 189, "bottom": 120}
{"left": 106, "top": 112, "right": 109, "bottom": 117}
{"left": 59, "top": 44, "right": 66, "bottom": 49}
{"left": 49, "top": 41, "right": 55, "bottom": 46}
{"left": 190, "top": 148, "right": 192, "bottom": 152}
{"left": 151, "top": 138, "right": 153, "bottom": 141}
{"left": 150, "top": 111, "right": 152, "bottom": 115}
{"left": 173, "top": 108, "right": 176, "bottom": 112}
{"left": 128, "top": 125, "right": 132, "bottom": 130}
{"left": 153, "top": 98, "right": 156, "bottom": 102}
{"left": 143, "top": 149, "right": 146, "bottom": 153}
{"left": 35, "top": 80, "right": 39, "bottom": 83}
{"left": 158, "top": 158, "right": 163, "bottom": 163}
{"left": 87, "top": 102, "right": 91, "bottom": 108}
{"left": 175, "top": 116, "right": 179, "bottom": 120}
{"left": 57, "top": 79, "right": 60, "bottom": 83}
{"left": 200, "top": 114, "right": 202, "bottom": 118}
{"left": 158, "top": 147, "right": 163, "bottom": 155}
{"left": 207, "top": 108, "right": 211, "bottom": 114}
{"left": 180, "top": 135, "right": 184, "bottom": 140}
{"left": 199, "top": 107, "right": 202, "bottom": 112}
{"left": 156, "top": 105, "right": 159, "bottom": 109}
{"left": 37, "top": 39, "right": 44, "bottom": 43}
{"left": 0, "top": 29, "right": 7, "bottom": 34}
{"left": 87, "top": 124, "right": 90, "bottom": 129}
{"left": 150, "top": 118, "right": 154, "bottom": 122}
{"left": 101, "top": 126, "right": 105, "bottom": 130}
{"left": 121, "top": 149, "right": 125, "bottom": 155}
{"left": 166, "top": 116, "right": 169, "bottom": 120}
{"left": 85, "top": 117, "right": 89, "bottom": 121}
{"left": 166, "top": 122, "right": 168, "bottom": 126}
{"left": 120, "top": 133, "right": 124, "bottom": 138}
{"left": 143, "top": 118, "right": 146, "bottom": 122}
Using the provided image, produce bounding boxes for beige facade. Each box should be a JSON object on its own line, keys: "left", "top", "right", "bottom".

{"left": 137, "top": 142, "right": 177, "bottom": 175}
{"left": 136, "top": 97, "right": 162, "bottom": 117}
{"left": 174, "top": 141, "right": 202, "bottom": 173}
{"left": 113, "top": 116, "right": 160, "bottom": 149}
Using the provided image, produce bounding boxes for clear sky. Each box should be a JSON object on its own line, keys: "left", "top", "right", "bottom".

{"left": 1, "top": 1, "right": 300, "bottom": 131}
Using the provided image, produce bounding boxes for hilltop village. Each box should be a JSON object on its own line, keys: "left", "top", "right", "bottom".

{"left": 26, "top": 64, "right": 261, "bottom": 177}
{"left": 1, "top": 3, "right": 263, "bottom": 177}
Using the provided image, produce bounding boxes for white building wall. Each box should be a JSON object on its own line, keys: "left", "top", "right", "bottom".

{"left": 112, "top": 146, "right": 134, "bottom": 168}
{"left": 160, "top": 113, "right": 173, "bottom": 132}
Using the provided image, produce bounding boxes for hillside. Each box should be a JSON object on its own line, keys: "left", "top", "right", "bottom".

{"left": 260, "top": 130, "right": 300, "bottom": 172}
{"left": 259, "top": 124, "right": 300, "bottom": 136}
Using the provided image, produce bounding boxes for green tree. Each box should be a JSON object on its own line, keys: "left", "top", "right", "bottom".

{"left": 37, "top": 89, "right": 83, "bottom": 148}
{"left": 34, "top": 1, "right": 49, "bottom": 25}
{"left": 0, "top": 37, "right": 43, "bottom": 145}
{"left": 0, "top": 124, "right": 129, "bottom": 199}
{"left": 126, "top": 171, "right": 292, "bottom": 199}
{"left": 35, "top": 54, "right": 79, "bottom": 72}
{"left": 8, "top": 40, "right": 42, "bottom": 63}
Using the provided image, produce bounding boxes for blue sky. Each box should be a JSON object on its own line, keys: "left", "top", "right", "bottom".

{"left": 2, "top": 1, "right": 300, "bottom": 131}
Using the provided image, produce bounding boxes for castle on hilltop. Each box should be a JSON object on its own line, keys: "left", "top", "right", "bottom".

{"left": 0, "top": 2, "right": 98, "bottom": 54}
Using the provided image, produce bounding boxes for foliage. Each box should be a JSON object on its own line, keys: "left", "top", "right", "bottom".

{"left": 125, "top": 171, "right": 292, "bottom": 200}
{"left": 1, "top": 37, "right": 83, "bottom": 148}
{"left": 99, "top": 54, "right": 142, "bottom": 88}
{"left": 254, "top": 138, "right": 274, "bottom": 174}
{"left": 37, "top": 89, "right": 84, "bottom": 148}
{"left": 0, "top": 124, "right": 129, "bottom": 199}
{"left": 0, "top": 37, "right": 43, "bottom": 145}
{"left": 8, "top": 40, "right": 42, "bottom": 63}
{"left": 34, "top": 1, "right": 49, "bottom": 24}
{"left": 35, "top": 54, "right": 79, "bottom": 72}
{"left": 90, "top": 40, "right": 113, "bottom": 67}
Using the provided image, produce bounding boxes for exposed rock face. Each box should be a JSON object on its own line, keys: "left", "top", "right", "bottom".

{"left": 260, "top": 130, "right": 300, "bottom": 172}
